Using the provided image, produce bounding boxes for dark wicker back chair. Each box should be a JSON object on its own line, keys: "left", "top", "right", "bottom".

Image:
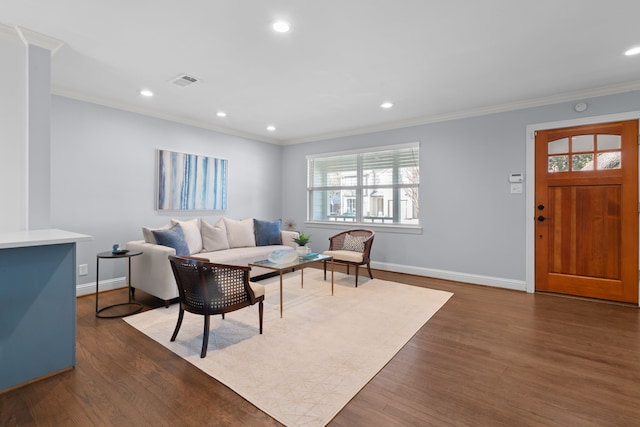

{"left": 168, "top": 255, "right": 264, "bottom": 358}
{"left": 322, "top": 229, "right": 375, "bottom": 287}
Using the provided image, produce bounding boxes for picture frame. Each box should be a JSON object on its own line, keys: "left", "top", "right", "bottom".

{"left": 156, "top": 149, "right": 227, "bottom": 211}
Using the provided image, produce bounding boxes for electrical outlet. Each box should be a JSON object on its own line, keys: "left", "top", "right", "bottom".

{"left": 79, "top": 264, "right": 88, "bottom": 276}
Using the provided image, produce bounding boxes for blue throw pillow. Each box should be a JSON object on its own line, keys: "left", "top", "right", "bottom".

{"left": 254, "top": 218, "right": 282, "bottom": 246}
{"left": 152, "top": 224, "right": 190, "bottom": 256}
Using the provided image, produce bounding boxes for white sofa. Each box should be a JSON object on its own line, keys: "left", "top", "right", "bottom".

{"left": 126, "top": 217, "right": 298, "bottom": 306}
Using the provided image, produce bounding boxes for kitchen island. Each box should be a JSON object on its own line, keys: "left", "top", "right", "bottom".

{"left": 0, "top": 229, "right": 91, "bottom": 392}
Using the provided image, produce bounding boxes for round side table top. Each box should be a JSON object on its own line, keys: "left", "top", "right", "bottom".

{"left": 97, "top": 250, "right": 143, "bottom": 259}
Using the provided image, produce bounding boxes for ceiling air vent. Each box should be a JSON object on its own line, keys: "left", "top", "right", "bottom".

{"left": 170, "top": 74, "right": 199, "bottom": 87}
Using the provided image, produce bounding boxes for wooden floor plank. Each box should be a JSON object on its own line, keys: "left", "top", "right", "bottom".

{"left": 1, "top": 268, "right": 639, "bottom": 426}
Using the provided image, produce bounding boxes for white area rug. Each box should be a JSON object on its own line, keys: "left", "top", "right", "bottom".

{"left": 125, "top": 269, "right": 452, "bottom": 426}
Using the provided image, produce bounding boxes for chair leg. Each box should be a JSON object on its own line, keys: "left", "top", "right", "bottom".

{"left": 201, "top": 314, "right": 210, "bottom": 358}
{"left": 347, "top": 264, "right": 350, "bottom": 275}
{"left": 354, "top": 265, "right": 360, "bottom": 287}
{"left": 259, "top": 301, "right": 264, "bottom": 334}
{"left": 323, "top": 260, "right": 327, "bottom": 280}
{"left": 170, "top": 307, "right": 184, "bottom": 342}
{"left": 367, "top": 262, "right": 373, "bottom": 279}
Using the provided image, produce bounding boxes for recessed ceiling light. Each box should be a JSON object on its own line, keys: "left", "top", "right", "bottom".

{"left": 216, "top": 111, "right": 227, "bottom": 117}
{"left": 272, "top": 21, "right": 291, "bottom": 33}
{"left": 140, "top": 89, "right": 154, "bottom": 97}
{"left": 267, "top": 125, "right": 276, "bottom": 131}
{"left": 624, "top": 46, "right": 640, "bottom": 56}
{"left": 380, "top": 102, "right": 394, "bottom": 109}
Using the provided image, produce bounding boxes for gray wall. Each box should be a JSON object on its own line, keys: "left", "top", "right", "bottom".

{"left": 50, "top": 90, "right": 640, "bottom": 292}
{"left": 282, "top": 91, "right": 640, "bottom": 286}
{"left": 50, "top": 96, "right": 283, "bottom": 287}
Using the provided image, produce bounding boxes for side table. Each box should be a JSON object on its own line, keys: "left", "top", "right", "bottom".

{"left": 95, "top": 250, "right": 143, "bottom": 318}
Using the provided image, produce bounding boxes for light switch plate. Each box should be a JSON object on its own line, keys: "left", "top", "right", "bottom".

{"left": 510, "top": 183, "right": 523, "bottom": 194}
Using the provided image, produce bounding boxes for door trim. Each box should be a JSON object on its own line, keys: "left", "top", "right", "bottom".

{"left": 525, "top": 110, "right": 640, "bottom": 306}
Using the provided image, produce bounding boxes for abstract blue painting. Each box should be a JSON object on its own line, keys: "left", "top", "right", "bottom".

{"left": 157, "top": 149, "right": 227, "bottom": 210}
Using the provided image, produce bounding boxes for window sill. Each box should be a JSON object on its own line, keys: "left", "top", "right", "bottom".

{"left": 304, "top": 221, "right": 423, "bottom": 235}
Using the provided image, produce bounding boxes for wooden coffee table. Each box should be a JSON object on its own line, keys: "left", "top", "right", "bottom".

{"left": 250, "top": 253, "right": 334, "bottom": 318}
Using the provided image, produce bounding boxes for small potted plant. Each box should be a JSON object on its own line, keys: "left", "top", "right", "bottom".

{"left": 293, "top": 232, "right": 311, "bottom": 256}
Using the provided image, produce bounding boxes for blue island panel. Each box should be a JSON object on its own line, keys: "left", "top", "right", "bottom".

{"left": 0, "top": 243, "right": 76, "bottom": 391}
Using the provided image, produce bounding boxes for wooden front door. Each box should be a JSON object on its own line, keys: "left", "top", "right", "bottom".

{"left": 534, "top": 120, "right": 638, "bottom": 303}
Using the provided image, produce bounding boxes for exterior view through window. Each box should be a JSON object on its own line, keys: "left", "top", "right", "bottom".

{"left": 307, "top": 143, "right": 419, "bottom": 226}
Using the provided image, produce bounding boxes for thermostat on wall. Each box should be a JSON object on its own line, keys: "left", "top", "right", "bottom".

{"left": 509, "top": 173, "right": 524, "bottom": 183}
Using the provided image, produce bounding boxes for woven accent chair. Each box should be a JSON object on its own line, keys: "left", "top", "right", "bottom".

{"left": 168, "top": 255, "right": 264, "bottom": 358}
{"left": 323, "top": 229, "right": 375, "bottom": 287}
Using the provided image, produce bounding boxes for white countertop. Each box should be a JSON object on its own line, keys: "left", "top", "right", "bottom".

{"left": 0, "top": 228, "right": 93, "bottom": 249}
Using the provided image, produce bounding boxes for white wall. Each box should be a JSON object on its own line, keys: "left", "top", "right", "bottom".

{"left": 0, "top": 28, "right": 27, "bottom": 232}
{"left": 50, "top": 96, "right": 283, "bottom": 287}
{"left": 27, "top": 44, "right": 51, "bottom": 229}
{"left": 282, "top": 91, "right": 640, "bottom": 290}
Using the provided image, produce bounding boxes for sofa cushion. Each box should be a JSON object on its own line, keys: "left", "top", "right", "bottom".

{"left": 201, "top": 219, "right": 230, "bottom": 252}
{"left": 254, "top": 218, "right": 282, "bottom": 246}
{"left": 142, "top": 222, "right": 172, "bottom": 244}
{"left": 223, "top": 217, "right": 256, "bottom": 248}
{"left": 152, "top": 224, "right": 190, "bottom": 256}
{"left": 171, "top": 218, "right": 203, "bottom": 254}
{"left": 201, "top": 245, "right": 289, "bottom": 268}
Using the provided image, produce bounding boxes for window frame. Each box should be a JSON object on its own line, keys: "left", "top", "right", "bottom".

{"left": 306, "top": 143, "right": 421, "bottom": 232}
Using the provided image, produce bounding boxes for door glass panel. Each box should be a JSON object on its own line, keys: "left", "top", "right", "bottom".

{"left": 597, "top": 134, "right": 621, "bottom": 150}
{"left": 573, "top": 154, "right": 594, "bottom": 171}
{"left": 548, "top": 138, "right": 568, "bottom": 154}
{"left": 597, "top": 152, "right": 621, "bottom": 170}
{"left": 572, "top": 135, "right": 594, "bottom": 153}
{"left": 548, "top": 155, "right": 569, "bottom": 172}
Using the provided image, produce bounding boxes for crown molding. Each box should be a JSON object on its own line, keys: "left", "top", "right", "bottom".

{"left": 51, "top": 87, "right": 282, "bottom": 145}
{"left": 15, "top": 26, "right": 64, "bottom": 54}
{"left": 0, "top": 24, "right": 65, "bottom": 54}
{"left": 0, "top": 23, "right": 20, "bottom": 41}
{"left": 283, "top": 80, "right": 640, "bottom": 145}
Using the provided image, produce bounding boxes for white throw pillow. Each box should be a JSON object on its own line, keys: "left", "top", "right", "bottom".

{"left": 142, "top": 223, "right": 172, "bottom": 244}
{"left": 171, "top": 218, "right": 203, "bottom": 254}
{"left": 201, "top": 219, "right": 230, "bottom": 252}
{"left": 223, "top": 217, "right": 256, "bottom": 248}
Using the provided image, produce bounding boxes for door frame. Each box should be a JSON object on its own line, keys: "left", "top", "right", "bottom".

{"left": 525, "top": 110, "right": 640, "bottom": 306}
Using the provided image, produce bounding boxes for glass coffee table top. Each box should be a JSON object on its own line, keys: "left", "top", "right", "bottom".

{"left": 251, "top": 253, "right": 332, "bottom": 271}
{"left": 249, "top": 253, "right": 334, "bottom": 318}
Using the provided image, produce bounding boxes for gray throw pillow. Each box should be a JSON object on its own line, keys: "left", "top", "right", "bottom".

{"left": 152, "top": 224, "right": 190, "bottom": 256}
{"left": 254, "top": 218, "right": 282, "bottom": 246}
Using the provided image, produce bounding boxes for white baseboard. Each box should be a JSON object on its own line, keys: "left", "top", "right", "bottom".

{"left": 77, "top": 264, "right": 527, "bottom": 298}
{"left": 371, "top": 261, "right": 526, "bottom": 292}
{"left": 76, "top": 277, "right": 126, "bottom": 297}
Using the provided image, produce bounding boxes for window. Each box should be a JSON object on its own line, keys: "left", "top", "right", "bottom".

{"left": 307, "top": 143, "right": 419, "bottom": 226}
{"left": 547, "top": 134, "right": 621, "bottom": 173}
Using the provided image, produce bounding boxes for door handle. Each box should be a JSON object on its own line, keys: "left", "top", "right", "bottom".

{"left": 537, "top": 215, "right": 551, "bottom": 222}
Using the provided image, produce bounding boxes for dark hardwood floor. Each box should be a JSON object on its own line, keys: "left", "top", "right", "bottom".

{"left": 2, "top": 267, "right": 639, "bottom": 426}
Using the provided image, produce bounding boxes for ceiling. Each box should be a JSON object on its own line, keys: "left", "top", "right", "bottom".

{"left": 2, "top": 1, "right": 640, "bottom": 145}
